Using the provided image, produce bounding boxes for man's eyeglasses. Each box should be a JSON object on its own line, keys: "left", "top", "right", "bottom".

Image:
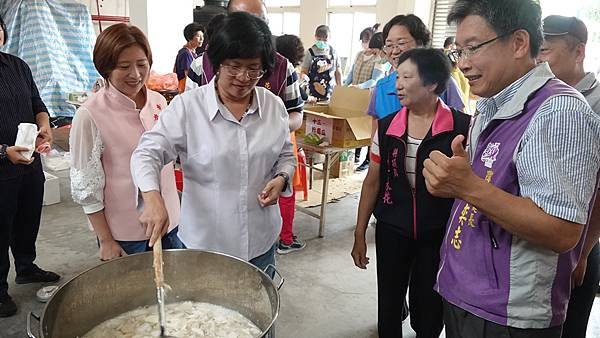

{"left": 220, "top": 64, "right": 266, "bottom": 80}
{"left": 383, "top": 40, "right": 415, "bottom": 52}
{"left": 448, "top": 30, "right": 518, "bottom": 63}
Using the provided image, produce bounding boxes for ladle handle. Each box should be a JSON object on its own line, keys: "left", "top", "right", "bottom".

{"left": 153, "top": 235, "right": 164, "bottom": 288}
{"left": 153, "top": 235, "right": 168, "bottom": 336}
{"left": 27, "top": 312, "right": 40, "bottom": 338}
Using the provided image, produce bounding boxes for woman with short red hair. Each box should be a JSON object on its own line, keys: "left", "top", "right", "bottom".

{"left": 69, "top": 24, "right": 182, "bottom": 261}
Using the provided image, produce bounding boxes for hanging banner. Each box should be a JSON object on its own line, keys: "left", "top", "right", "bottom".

{"left": 0, "top": 0, "right": 100, "bottom": 117}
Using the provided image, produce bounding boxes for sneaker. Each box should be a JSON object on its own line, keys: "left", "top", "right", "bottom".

{"left": 356, "top": 159, "right": 370, "bottom": 172}
{"left": 276, "top": 236, "right": 306, "bottom": 254}
{"left": 36, "top": 285, "right": 59, "bottom": 303}
{"left": 15, "top": 265, "right": 60, "bottom": 284}
{"left": 0, "top": 294, "right": 17, "bottom": 317}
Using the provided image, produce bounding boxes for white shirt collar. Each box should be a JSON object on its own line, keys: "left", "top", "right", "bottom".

{"left": 208, "top": 78, "right": 262, "bottom": 121}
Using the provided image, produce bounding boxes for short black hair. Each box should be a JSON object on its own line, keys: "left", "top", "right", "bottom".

{"left": 444, "top": 36, "right": 455, "bottom": 48}
{"left": 206, "top": 14, "right": 226, "bottom": 41}
{"left": 447, "top": 0, "right": 543, "bottom": 58}
{"left": 0, "top": 13, "right": 7, "bottom": 43}
{"left": 359, "top": 26, "right": 375, "bottom": 42}
{"left": 183, "top": 23, "right": 204, "bottom": 42}
{"left": 397, "top": 48, "right": 451, "bottom": 95}
{"left": 207, "top": 11, "right": 275, "bottom": 78}
{"left": 315, "top": 25, "right": 330, "bottom": 38}
{"left": 369, "top": 32, "right": 384, "bottom": 50}
{"left": 276, "top": 34, "right": 305, "bottom": 67}
{"left": 382, "top": 14, "right": 431, "bottom": 47}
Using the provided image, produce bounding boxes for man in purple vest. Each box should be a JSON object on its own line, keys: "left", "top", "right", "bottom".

{"left": 422, "top": 1, "right": 600, "bottom": 337}
{"left": 538, "top": 15, "right": 600, "bottom": 338}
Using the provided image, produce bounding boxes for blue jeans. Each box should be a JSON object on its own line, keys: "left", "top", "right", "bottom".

{"left": 250, "top": 243, "right": 277, "bottom": 278}
{"left": 99, "top": 227, "right": 186, "bottom": 255}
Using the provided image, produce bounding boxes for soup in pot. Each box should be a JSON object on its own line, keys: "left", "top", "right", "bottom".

{"left": 82, "top": 301, "right": 262, "bottom": 338}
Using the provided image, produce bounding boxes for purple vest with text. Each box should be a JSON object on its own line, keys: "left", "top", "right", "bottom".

{"left": 436, "top": 78, "right": 593, "bottom": 328}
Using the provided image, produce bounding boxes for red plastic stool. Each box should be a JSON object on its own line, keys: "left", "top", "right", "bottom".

{"left": 296, "top": 148, "right": 308, "bottom": 201}
{"left": 174, "top": 168, "right": 184, "bottom": 192}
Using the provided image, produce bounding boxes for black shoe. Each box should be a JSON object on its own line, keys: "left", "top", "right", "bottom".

{"left": 15, "top": 265, "right": 61, "bottom": 284}
{"left": 276, "top": 236, "right": 306, "bottom": 255}
{"left": 0, "top": 294, "right": 17, "bottom": 317}
{"left": 356, "top": 159, "right": 370, "bottom": 172}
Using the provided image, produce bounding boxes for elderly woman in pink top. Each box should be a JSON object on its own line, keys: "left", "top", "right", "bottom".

{"left": 70, "top": 24, "right": 181, "bottom": 261}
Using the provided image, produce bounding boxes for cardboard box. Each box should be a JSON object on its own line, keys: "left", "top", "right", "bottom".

{"left": 53, "top": 126, "right": 71, "bottom": 151}
{"left": 43, "top": 172, "right": 61, "bottom": 206}
{"left": 331, "top": 150, "right": 355, "bottom": 178}
{"left": 298, "top": 87, "right": 372, "bottom": 148}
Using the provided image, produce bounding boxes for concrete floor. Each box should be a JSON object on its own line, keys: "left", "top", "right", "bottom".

{"left": 1, "top": 168, "right": 599, "bottom": 338}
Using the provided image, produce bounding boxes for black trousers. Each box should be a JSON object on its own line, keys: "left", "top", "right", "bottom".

{"left": 443, "top": 301, "right": 563, "bottom": 338}
{"left": 0, "top": 165, "right": 45, "bottom": 296}
{"left": 562, "top": 243, "right": 600, "bottom": 338}
{"left": 375, "top": 222, "right": 444, "bottom": 338}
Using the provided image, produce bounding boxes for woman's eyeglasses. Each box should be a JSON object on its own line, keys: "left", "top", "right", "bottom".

{"left": 220, "top": 65, "right": 266, "bottom": 80}
{"left": 383, "top": 40, "right": 414, "bottom": 53}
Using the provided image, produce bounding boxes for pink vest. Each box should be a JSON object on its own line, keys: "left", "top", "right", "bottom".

{"left": 83, "top": 84, "right": 181, "bottom": 241}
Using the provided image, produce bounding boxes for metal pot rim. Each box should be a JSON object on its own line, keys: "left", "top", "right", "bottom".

{"left": 38, "top": 249, "right": 280, "bottom": 337}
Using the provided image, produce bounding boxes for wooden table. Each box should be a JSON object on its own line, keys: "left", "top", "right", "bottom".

{"left": 296, "top": 138, "right": 351, "bottom": 238}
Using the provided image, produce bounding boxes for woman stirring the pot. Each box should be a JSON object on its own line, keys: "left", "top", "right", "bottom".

{"left": 70, "top": 24, "right": 182, "bottom": 261}
{"left": 131, "top": 12, "right": 296, "bottom": 271}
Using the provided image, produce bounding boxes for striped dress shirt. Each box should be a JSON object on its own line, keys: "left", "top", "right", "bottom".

{"left": 473, "top": 64, "right": 600, "bottom": 225}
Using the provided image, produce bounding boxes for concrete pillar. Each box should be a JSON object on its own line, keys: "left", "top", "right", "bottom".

{"left": 130, "top": 0, "right": 194, "bottom": 74}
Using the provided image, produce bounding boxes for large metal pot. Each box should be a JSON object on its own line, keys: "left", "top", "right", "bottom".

{"left": 27, "top": 249, "right": 283, "bottom": 337}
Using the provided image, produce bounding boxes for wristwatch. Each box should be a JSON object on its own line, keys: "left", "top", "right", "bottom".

{"left": 0, "top": 144, "right": 7, "bottom": 160}
{"left": 274, "top": 172, "right": 290, "bottom": 192}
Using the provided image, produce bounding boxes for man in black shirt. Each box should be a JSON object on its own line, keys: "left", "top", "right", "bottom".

{"left": 0, "top": 14, "right": 60, "bottom": 317}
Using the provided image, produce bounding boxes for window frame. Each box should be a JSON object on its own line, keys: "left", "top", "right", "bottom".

{"left": 265, "top": 0, "right": 301, "bottom": 8}
{"left": 267, "top": 11, "right": 301, "bottom": 36}
{"left": 266, "top": 2, "right": 301, "bottom": 36}
{"left": 327, "top": 0, "right": 377, "bottom": 7}
{"left": 431, "top": 0, "right": 458, "bottom": 48}
{"left": 326, "top": 9, "right": 377, "bottom": 75}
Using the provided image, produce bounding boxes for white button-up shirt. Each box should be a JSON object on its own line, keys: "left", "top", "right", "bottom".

{"left": 131, "top": 79, "right": 296, "bottom": 260}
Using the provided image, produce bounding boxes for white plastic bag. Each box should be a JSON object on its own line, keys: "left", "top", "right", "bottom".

{"left": 15, "top": 123, "right": 38, "bottom": 160}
